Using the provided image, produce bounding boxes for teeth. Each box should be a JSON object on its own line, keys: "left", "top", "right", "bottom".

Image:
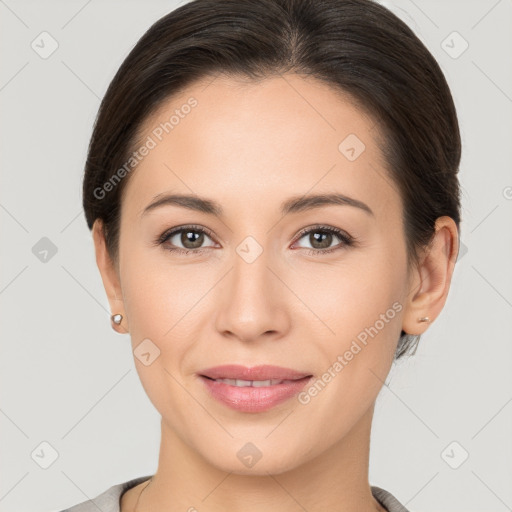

{"left": 214, "top": 378, "right": 286, "bottom": 387}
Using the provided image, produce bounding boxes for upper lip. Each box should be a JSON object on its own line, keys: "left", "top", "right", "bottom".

{"left": 199, "top": 364, "right": 312, "bottom": 381}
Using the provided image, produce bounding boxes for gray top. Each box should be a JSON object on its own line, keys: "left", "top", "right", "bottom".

{"left": 56, "top": 475, "right": 410, "bottom": 512}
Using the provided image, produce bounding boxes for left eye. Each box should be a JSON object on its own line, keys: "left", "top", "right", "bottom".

{"left": 293, "top": 226, "right": 353, "bottom": 253}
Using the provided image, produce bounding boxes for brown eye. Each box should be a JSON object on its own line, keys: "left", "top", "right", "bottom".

{"left": 176, "top": 229, "right": 206, "bottom": 249}
{"left": 308, "top": 231, "right": 334, "bottom": 249}
{"left": 293, "top": 225, "right": 354, "bottom": 255}
{"left": 158, "top": 225, "right": 217, "bottom": 254}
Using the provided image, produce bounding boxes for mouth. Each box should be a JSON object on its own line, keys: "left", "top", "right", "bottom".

{"left": 200, "top": 375, "right": 311, "bottom": 387}
{"left": 197, "top": 367, "right": 313, "bottom": 413}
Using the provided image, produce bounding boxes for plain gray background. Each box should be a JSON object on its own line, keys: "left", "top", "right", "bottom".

{"left": 1, "top": 0, "right": 511, "bottom": 511}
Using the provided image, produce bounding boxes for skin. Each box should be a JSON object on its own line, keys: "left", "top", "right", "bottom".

{"left": 92, "top": 73, "right": 459, "bottom": 512}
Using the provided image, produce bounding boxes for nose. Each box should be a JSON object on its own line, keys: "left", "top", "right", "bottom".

{"left": 214, "top": 245, "right": 291, "bottom": 343}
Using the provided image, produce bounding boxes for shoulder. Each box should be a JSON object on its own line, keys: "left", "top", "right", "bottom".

{"left": 371, "top": 485, "right": 411, "bottom": 512}
{"left": 55, "top": 475, "right": 153, "bottom": 512}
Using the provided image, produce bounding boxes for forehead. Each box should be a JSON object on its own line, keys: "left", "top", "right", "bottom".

{"left": 122, "top": 73, "right": 400, "bottom": 224}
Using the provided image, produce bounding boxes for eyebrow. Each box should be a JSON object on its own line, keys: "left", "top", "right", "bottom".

{"left": 141, "top": 192, "right": 374, "bottom": 218}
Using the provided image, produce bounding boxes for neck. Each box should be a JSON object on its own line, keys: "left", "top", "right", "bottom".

{"left": 127, "top": 403, "right": 386, "bottom": 512}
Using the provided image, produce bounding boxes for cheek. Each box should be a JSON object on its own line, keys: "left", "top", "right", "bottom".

{"left": 295, "top": 265, "right": 402, "bottom": 430}
{"left": 294, "top": 253, "right": 402, "bottom": 337}
{"left": 120, "top": 239, "right": 205, "bottom": 336}
{"left": 291, "top": 257, "right": 404, "bottom": 403}
{"left": 118, "top": 245, "right": 202, "bottom": 415}
{"left": 119, "top": 242, "right": 222, "bottom": 380}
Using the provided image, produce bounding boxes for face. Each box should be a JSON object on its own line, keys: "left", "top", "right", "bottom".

{"left": 97, "top": 73, "right": 418, "bottom": 474}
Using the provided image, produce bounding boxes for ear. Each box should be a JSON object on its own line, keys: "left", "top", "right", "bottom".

{"left": 401, "top": 216, "right": 459, "bottom": 336}
{"left": 92, "top": 219, "right": 129, "bottom": 334}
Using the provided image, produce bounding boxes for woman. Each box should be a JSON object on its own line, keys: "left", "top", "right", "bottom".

{"left": 60, "top": 0, "right": 461, "bottom": 510}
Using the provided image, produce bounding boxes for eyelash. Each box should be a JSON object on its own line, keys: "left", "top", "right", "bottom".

{"left": 155, "top": 224, "right": 355, "bottom": 257}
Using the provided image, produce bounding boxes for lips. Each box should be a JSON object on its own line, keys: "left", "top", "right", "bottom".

{"left": 198, "top": 364, "right": 312, "bottom": 382}
{"left": 198, "top": 367, "right": 314, "bottom": 413}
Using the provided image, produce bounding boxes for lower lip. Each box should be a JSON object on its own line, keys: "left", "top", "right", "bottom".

{"left": 199, "top": 375, "right": 312, "bottom": 413}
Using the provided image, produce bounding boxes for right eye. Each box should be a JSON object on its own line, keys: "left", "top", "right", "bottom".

{"left": 157, "top": 225, "right": 218, "bottom": 255}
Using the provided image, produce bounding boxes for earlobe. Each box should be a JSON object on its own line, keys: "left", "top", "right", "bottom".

{"left": 110, "top": 313, "right": 128, "bottom": 333}
{"left": 401, "top": 216, "right": 459, "bottom": 336}
{"left": 92, "top": 219, "right": 129, "bottom": 333}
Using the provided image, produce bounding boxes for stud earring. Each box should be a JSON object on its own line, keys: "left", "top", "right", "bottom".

{"left": 111, "top": 313, "right": 123, "bottom": 325}
{"left": 417, "top": 317, "right": 430, "bottom": 323}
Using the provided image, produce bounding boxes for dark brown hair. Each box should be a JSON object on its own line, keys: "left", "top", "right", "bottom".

{"left": 82, "top": 0, "right": 462, "bottom": 359}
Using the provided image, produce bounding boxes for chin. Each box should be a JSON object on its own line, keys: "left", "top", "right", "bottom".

{"left": 197, "top": 440, "right": 310, "bottom": 477}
